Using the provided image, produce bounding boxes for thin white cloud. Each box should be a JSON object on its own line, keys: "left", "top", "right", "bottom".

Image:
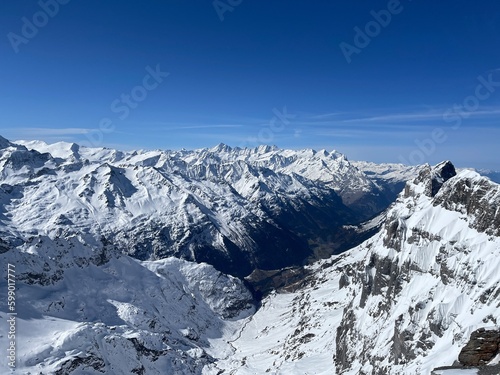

{"left": 168, "top": 124, "right": 244, "bottom": 130}
{"left": 314, "top": 128, "right": 426, "bottom": 138}
{"left": 310, "top": 112, "right": 343, "bottom": 119}
{"left": 133, "top": 122, "right": 246, "bottom": 130}
{"left": 342, "top": 108, "right": 500, "bottom": 123}
{"left": 4, "top": 127, "right": 93, "bottom": 136}
{"left": 344, "top": 112, "right": 444, "bottom": 123}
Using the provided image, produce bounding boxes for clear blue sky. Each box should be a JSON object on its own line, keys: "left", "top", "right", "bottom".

{"left": 1, "top": 0, "right": 499, "bottom": 169}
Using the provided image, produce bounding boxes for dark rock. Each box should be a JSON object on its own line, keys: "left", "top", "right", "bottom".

{"left": 458, "top": 328, "right": 500, "bottom": 366}
{"left": 382, "top": 214, "right": 407, "bottom": 252}
{"left": 392, "top": 325, "right": 416, "bottom": 365}
{"left": 339, "top": 273, "right": 350, "bottom": 289}
{"left": 0, "top": 237, "right": 9, "bottom": 254}
{"left": 335, "top": 307, "right": 356, "bottom": 372}
{"left": 245, "top": 266, "right": 311, "bottom": 297}
{"left": 359, "top": 253, "right": 401, "bottom": 309}
{"left": 20, "top": 270, "right": 64, "bottom": 286}
{"left": 429, "top": 161, "right": 457, "bottom": 196}
{"left": 55, "top": 355, "right": 106, "bottom": 374}
{"left": 413, "top": 161, "right": 457, "bottom": 197}
{"left": 434, "top": 175, "right": 500, "bottom": 237}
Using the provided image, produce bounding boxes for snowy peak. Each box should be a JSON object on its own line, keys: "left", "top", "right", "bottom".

{"left": 1, "top": 137, "right": 392, "bottom": 277}
{"left": 330, "top": 163, "right": 500, "bottom": 373}
{"left": 0, "top": 135, "right": 13, "bottom": 149}
{"left": 434, "top": 169, "right": 500, "bottom": 236}
{"left": 411, "top": 160, "right": 457, "bottom": 197}
{"left": 209, "top": 142, "right": 233, "bottom": 154}
{"left": 403, "top": 161, "right": 500, "bottom": 237}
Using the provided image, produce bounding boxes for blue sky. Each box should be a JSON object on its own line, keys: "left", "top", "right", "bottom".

{"left": 1, "top": 0, "right": 499, "bottom": 169}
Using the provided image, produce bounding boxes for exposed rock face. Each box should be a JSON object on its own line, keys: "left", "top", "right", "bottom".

{"left": 0, "top": 237, "right": 9, "bottom": 254}
{"left": 333, "top": 162, "right": 500, "bottom": 374}
{"left": 458, "top": 328, "right": 500, "bottom": 366}
{"left": 245, "top": 266, "right": 311, "bottom": 297}
{"left": 413, "top": 160, "right": 457, "bottom": 197}
{"left": 434, "top": 172, "right": 500, "bottom": 236}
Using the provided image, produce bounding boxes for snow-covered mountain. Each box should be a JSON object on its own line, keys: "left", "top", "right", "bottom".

{"left": 1, "top": 136, "right": 499, "bottom": 374}
{"left": 0, "top": 247, "right": 255, "bottom": 374}
{"left": 476, "top": 169, "right": 500, "bottom": 184}
{"left": 206, "top": 161, "right": 500, "bottom": 375}
{"left": 1, "top": 137, "right": 414, "bottom": 278}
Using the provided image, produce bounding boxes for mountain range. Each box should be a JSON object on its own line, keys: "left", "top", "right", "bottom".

{"left": 0, "top": 136, "right": 499, "bottom": 374}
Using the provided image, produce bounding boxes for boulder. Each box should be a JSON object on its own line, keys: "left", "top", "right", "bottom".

{"left": 458, "top": 328, "right": 500, "bottom": 366}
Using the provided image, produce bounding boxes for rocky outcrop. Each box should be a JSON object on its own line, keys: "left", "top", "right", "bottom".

{"left": 333, "top": 162, "right": 500, "bottom": 374}
{"left": 458, "top": 328, "right": 500, "bottom": 366}
{"left": 0, "top": 237, "right": 9, "bottom": 254}
{"left": 55, "top": 355, "right": 106, "bottom": 375}
{"left": 431, "top": 328, "right": 500, "bottom": 375}
{"left": 434, "top": 173, "right": 500, "bottom": 236}
{"left": 412, "top": 161, "right": 456, "bottom": 197}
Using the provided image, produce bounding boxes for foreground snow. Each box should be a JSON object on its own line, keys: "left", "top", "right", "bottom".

{"left": 0, "top": 255, "right": 254, "bottom": 374}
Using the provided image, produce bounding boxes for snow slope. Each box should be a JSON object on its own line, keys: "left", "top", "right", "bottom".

{"left": 206, "top": 163, "right": 500, "bottom": 375}
{"left": 0, "top": 243, "right": 254, "bottom": 374}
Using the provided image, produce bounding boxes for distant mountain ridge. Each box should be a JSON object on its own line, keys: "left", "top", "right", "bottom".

{"left": 1, "top": 137, "right": 419, "bottom": 277}
{"left": 476, "top": 168, "right": 500, "bottom": 184}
